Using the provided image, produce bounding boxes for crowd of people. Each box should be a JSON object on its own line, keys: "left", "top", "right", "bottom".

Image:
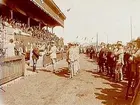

{"left": 0, "top": 15, "right": 60, "bottom": 41}
{"left": 85, "top": 38, "right": 140, "bottom": 100}
{"left": 1, "top": 14, "right": 140, "bottom": 104}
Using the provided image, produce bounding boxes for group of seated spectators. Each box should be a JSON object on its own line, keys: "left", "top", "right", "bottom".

{"left": 0, "top": 15, "right": 65, "bottom": 60}
{"left": 0, "top": 15, "right": 60, "bottom": 42}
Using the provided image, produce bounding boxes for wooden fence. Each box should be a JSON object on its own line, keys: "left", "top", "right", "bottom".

{"left": 0, "top": 52, "right": 65, "bottom": 85}
{"left": 0, "top": 56, "right": 25, "bottom": 85}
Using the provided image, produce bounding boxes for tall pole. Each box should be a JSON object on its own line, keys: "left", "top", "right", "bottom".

{"left": 96, "top": 32, "right": 99, "bottom": 52}
{"left": 130, "top": 16, "right": 133, "bottom": 41}
{"left": 107, "top": 34, "right": 108, "bottom": 44}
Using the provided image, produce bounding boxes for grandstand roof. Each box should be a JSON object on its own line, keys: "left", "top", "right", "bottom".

{"left": 3, "top": 0, "right": 66, "bottom": 27}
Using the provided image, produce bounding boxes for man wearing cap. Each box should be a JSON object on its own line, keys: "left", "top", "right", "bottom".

{"left": 49, "top": 41, "right": 57, "bottom": 73}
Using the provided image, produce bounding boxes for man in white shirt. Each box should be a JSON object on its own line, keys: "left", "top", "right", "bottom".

{"left": 4, "top": 39, "right": 15, "bottom": 57}
{"left": 49, "top": 41, "right": 57, "bottom": 73}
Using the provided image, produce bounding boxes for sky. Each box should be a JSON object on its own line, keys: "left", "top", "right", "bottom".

{"left": 53, "top": 0, "right": 140, "bottom": 45}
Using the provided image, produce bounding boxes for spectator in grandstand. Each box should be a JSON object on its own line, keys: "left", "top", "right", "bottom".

{"left": 20, "top": 41, "right": 26, "bottom": 54}
{"left": 14, "top": 39, "right": 20, "bottom": 56}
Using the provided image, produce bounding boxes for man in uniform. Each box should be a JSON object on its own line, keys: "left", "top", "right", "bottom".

{"left": 49, "top": 41, "right": 57, "bottom": 73}
{"left": 67, "top": 42, "right": 75, "bottom": 78}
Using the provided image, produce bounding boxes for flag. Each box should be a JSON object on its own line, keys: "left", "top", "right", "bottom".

{"left": 67, "top": 8, "right": 71, "bottom": 12}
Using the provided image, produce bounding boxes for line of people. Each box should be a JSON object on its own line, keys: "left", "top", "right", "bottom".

{"left": 98, "top": 41, "right": 124, "bottom": 82}
{"left": 96, "top": 39, "right": 140, "bottom": 101}
{"left": 85, "top": 38, "right": 140, "bottom": 102}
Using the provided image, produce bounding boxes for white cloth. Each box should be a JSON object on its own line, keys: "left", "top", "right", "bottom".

{"left": 4, "top": 43, "right": 15, "bottom": 57}
{"left": 69, "top": 47, "right": 75, "bottom": 62}
{"left": 67, "top": 46, "right": 75, "bottom": 77}
{"left": 115, "top": 48, "right": 124, "bottom": 65}
{"left": 74, "top": 46, "right": 80, "bottom": 74}
{"left": 50, "top": 46, "right": 57, "bottom": 59}
{"left": 36, "top": 51, "right": 45, "bottom": 68}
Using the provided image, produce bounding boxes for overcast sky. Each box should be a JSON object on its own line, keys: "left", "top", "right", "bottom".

{"left": 53, "top": 0, "right": 140, "bottom": 44}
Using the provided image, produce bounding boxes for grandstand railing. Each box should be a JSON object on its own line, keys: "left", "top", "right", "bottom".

{"left": 0, "top": 55, "right": 25, "bottom": 85}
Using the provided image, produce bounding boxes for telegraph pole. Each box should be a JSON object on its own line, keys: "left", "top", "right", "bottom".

{"left": 130, "top": 16, "right": 133, "bottom": 41}
{"left": 96, "top": 32, "right": 99, "bottom": 52}
{"left": 107, "top": 34, "right": 108, "bottom": 44}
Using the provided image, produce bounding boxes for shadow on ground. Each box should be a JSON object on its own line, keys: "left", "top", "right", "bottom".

{"left": 86, "top": 70, "right": 132, "bottom": 105}
{"left": 27, "top": 68, "right": 52, "bottom": 73}
{"left": 54, "top": 67, "right": 70, "bottom": 78}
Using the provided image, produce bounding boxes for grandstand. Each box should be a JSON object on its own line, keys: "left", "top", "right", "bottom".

{"left": 0, "top": 0, "right": 66, "bottom": 49}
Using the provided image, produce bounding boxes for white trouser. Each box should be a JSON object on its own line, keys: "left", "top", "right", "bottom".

{"left": 69, "top": 61, "right": 74, "bottom": 78}
{"left": 51, "top": 58, "right": 56, "bottom": 71}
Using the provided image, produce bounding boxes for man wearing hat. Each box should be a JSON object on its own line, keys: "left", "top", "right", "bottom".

{"left": 49, "top": 41, "right": 57, "bottom": 73}
{"left": 131, "top": 37, "right": 140, "bottom": 105}
{"left": 114, "top": 42, "right": 124, "bottom": 82}
{"left": 67, "top": 42, "right": 75, "bottom": 78}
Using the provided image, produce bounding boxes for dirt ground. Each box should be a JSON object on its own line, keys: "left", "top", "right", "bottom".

{"left": 0, "top": 54, "right": 132, "bottom": 105}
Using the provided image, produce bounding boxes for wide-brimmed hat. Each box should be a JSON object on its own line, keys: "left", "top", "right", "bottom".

{"left": 100, "top": 42, "right": 105, "bottom": 46}
{"left": 134, "top": 37, "right": 140, "bottom": 48}
{"left": 134, "top": 37, "right": 140, "bottom": 42}
{"left": 117, "top": 41, "right": 122, "bottom": 44}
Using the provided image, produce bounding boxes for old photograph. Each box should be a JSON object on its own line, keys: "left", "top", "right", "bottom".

{"left": 0, "top": 0, "right": 140, "bottom": 105}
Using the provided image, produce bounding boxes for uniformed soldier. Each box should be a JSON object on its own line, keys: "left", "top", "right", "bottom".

{"left": 49, "top": 41, "right": 57, "bottom": 73}
{"left": 67, "top": 42, "right": 75, "bottom": 78}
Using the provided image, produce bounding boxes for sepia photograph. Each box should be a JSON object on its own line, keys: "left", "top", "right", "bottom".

{"left": 0, "top": 0, "right": 140, "bottom": 105}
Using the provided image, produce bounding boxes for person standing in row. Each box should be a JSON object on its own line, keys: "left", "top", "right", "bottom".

{"left": 114, "top": 43, "right": 124, "bottom": 82}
